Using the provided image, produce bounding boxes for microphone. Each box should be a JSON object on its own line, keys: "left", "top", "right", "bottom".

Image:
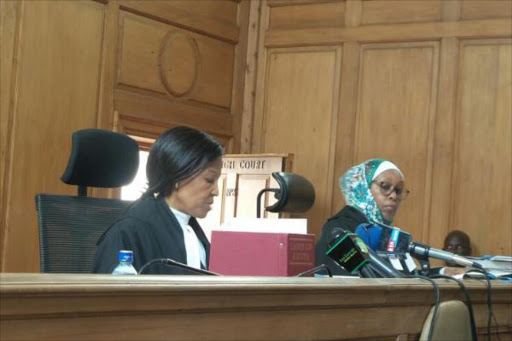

{"left": 354, "top": 223, "right": 382, "bottom": 250}
{"left": 138, "top": 258, "right": 221, "bottom": 275}
{"left": 408, "top": 242, "right": 483, "bottom": 269}
{"left": 327, "top": 228, "right": 372, "bottom": 275}
{"left": 355, "top": 223, "right": 417, "bottom": 274}
{"left": 327, "top": 228, "right": 404, "bottom": 278}
{"left": 355, "top": 223, "right": 481, "bottom": 270}
{"left": 365, "top": 247, "right": 405, "bottom": 278}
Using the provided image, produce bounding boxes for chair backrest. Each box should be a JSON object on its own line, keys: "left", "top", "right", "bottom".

{"left": 36, "top": 194, "right": 132, "bottom": 273}
{"left": 419, "top": 300, "right": 471, "bottom": 341}
{"left": 61, "top": 129, "right": 139, "bottom": 196}
{"left": 36, "top": 129, "right": 140, "bottom": 273}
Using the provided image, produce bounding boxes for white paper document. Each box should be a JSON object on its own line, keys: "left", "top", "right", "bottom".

{"left": 215, "top": 218, "right": 308, "bottom": 235}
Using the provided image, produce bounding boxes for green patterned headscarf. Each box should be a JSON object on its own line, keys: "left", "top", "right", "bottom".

{"left": 339, "top": 159, "right": 403, "bottom": 225}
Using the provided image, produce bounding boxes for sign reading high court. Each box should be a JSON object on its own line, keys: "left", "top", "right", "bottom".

{"left": 197, "top": 154, "right": 292, "bottom": 237}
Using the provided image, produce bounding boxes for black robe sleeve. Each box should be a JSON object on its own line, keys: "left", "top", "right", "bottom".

{"left": 92, "top": 218, "right": 151, "bottom": 274}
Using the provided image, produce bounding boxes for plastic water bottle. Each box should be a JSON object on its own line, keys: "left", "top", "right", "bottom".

{"left": 112, "top": 250, "right": 138, "bottom": 275}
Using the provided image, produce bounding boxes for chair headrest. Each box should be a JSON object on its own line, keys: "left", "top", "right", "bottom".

{"left": 266, "top": 172, "right": 316, "bottom": 213}
{"left": 61, "top": 129, "right": 139, "bottom": 188}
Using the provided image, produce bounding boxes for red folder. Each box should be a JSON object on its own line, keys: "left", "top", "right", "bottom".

{"left": 209, "top": 231, "right": 315, "bottom": 276}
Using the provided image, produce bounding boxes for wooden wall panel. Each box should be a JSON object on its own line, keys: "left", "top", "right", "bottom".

{"left": 118, "top": 12, "right": 234, "bottom": 108}
{"left": 0, "top": 0, "right": 20, "bottom": 224}
{"left": 114, "top": 1, "right": 250, "bottom": 154}
{"left": 269, "top": 2, "right": 345, "bottom": 29}
{"left": 258, "top": 47, "right": 341, "bottom": 233}
{"left": 362, "top": 0, "right": 441, "bottom": 25}
{"left": 0, "top": 1, "right": 105, "bottom": 271}
{"left": 118, "top": 0, "right": 239, "bottom": 42}
{"left": 0, "top": 0, "right": 252, "bottom": 272}
{"left": 249, "top": 0, "right": 512, "bottom": 255}
{"left": 427, "top": 37, "right": 459, "bottom": 251}
{"left": 461, "top": 1, "right": 512, "bottom": 21}
{"left": 451, "top": 40, "right": 512, "bottom": 256}
{"left": 354, "top": 43, "right": 439, "bottom": 241}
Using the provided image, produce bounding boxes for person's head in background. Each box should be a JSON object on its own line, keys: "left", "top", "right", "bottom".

{"left": 443, "top": 230, "right": 472, "bottom": 256}
{"left": 340, "top": 158, "right": 409, "bottom": 225}
{"left": 145, "top": 126, "right": 224, "bottom": 218}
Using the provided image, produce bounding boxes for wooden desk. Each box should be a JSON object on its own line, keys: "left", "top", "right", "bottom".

{"left": 1, "top": 274, "right": 511, "bottom": 340}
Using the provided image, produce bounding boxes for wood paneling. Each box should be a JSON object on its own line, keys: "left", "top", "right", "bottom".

{"left": 0, "top": 0, "right": 21, "bottom": 251}
{"left": 331, "top": 41, "right": 361, "bottom": 214}
{"left": 118, "top": 0, "right": 239, "bottom": 43}
{"left": 1, "top": 1, "right": 105, "bottom": 272}
{"left": 115, "top": 90, "right": 233, "bottom": 137}
{"left": 269, "top": 2, "right": 345, "bottom": 29}
{"left": 362, "top": 0, "right": 441, "bottom": 25}
{"left": 427, "top": 37, "right": 459, "bottom": 249}
{"left": 96, "top": 1, "right": 120, "bottom": 131}
{"left": 354, "top": 42, "right": 439, "bottom": 241}
{"left": 0, "top": 0, "right": 251, "bottom": 272}
{"left": 265, "top": 19, "right": 512, "bottom": 47}
{"left": 118, "top": 11, "right": 234, "bottom": 108}
{"left": 1, "top": 274, "right": 511, "bottom": 340}
{"left": 248, "top": 0, "right": 512, "bottom": 256}
{"left": 462, "top": 1, "right": 512, "bottom": 21}
{"left": 239, "top": 1, "right": 261, "bottom": 153}
{"left": 257, "top": 47, "right": 341, "bottom": 233}
{"left": 451, "top": 39, "right": 512, "bottom": 256}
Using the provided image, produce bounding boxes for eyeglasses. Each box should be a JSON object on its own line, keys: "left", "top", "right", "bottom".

{"left": 373, "top": 181, "right": 410, "bottom": 200}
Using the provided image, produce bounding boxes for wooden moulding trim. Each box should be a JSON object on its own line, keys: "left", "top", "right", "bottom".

{"left": 224, "top": 153, "right": 291, "bottom": 158}
{"left": 267, "top": 0, "right": 341, "bottom": 8}
{"left": 1, "top": 280, "right": 511, "bottom": 322}
{"left": 264, "top": 18, "right": 512, "bottom": 47}
{"left": 1, "top": 274, "right": 509, "bottom": 297}
{"left": 114, "top": 89, "right": 233, "bottom": 137}
{"left": 116, "top": 83, "right": 231, "bottom": 112}
{"left": 118, "top": 1, "right": 240, "bottom": 44}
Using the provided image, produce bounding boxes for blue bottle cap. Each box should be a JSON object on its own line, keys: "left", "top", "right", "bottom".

{"left": 118, "top": 250, "right": 133, "bottom": 262}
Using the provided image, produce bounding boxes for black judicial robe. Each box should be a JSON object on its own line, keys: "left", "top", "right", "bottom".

{"left": 315, "top": 205, "right": 368, "bottom": 275}
{"left": 92, "top": 196, "right": 210, "bottom": 274}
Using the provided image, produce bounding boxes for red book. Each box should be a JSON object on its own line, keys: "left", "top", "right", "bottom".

{"left": 209, "top": 231, "right": 315, "bottom": 276}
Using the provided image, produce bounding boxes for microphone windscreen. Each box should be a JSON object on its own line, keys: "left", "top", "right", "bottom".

{"left": 326, "top": 231, "right": 370, "bottom": 274}
{"left": 355, "top": 224, "right": 382, "bottom": 251}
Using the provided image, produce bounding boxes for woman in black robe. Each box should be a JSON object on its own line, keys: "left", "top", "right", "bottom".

{"left": 93, "top": 126, "right": 223, "bottom": 274}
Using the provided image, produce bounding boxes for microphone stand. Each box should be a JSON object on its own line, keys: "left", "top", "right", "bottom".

{"left": 139, "top": 258, "right": 221, "bottom": 275}
{"left": 413, "top": 250, "right": 431, "bottom": 276}
{"left": 296, "top": 264, "right": 333, "bottom": 277}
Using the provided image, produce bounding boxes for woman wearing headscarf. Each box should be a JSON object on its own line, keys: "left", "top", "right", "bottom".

{"left": 315, "top": 158, "right": 409, "bottom": 274}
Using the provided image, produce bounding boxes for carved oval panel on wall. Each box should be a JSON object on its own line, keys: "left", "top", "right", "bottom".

{"left": 160, "top": 31, "right": 200, "bottom": 97}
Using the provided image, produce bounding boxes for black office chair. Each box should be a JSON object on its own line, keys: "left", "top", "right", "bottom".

{"left": 35, "top": 129, "right": 139, "bottom": 273}
{"left": 256, "top": 172, "right": 316, "bottom": 218}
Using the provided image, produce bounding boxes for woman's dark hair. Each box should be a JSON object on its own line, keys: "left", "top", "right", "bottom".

{"left": 145, "top": 126, "right": 224, "bottom": 198}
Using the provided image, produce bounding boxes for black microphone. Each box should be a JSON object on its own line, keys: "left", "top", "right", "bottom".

{"left": 365, "top": 247, "right": 405, "bottom": 278}
{"left": 408, "top": 242, "right": 483, "bottom": 269}
{"left": 326, "top": 228, "right": 373, "bottom": 276}
{"left": 356, "top": 223, "right": 481, "bottom": 272}
{"left": 355, "top": 223, "right": 417, "bottom": 274}
{"left": 138, "top": 258, "right": 221, "bottom": 275}
{"left": 327, "top": 228, "right": 405, "bottom": 278}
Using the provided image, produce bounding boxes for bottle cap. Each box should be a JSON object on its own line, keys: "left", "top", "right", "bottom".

{"left": 118, "top": 250, "right": 133, "bottom": 262}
